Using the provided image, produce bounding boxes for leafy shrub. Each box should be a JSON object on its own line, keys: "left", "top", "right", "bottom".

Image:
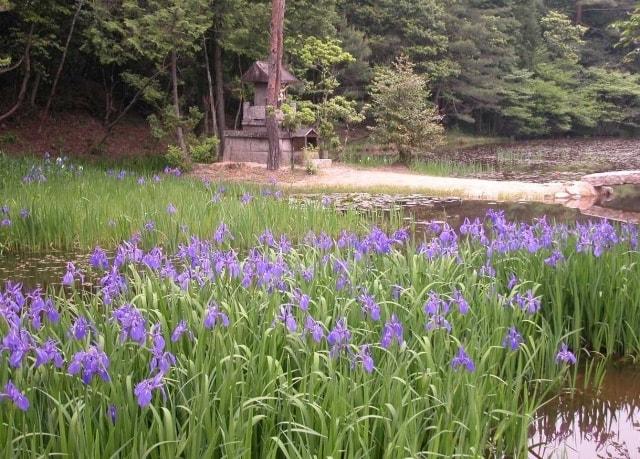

{"left": 190, "top": 136, "right": 219, "bottom": 163}
{"left": 164, "top": 144, "right": 192, "bottom": 171}
{"left": 0, "top": 131, "right": 18, "bottom": 145}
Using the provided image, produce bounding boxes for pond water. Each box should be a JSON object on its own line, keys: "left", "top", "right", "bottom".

{"left": 529, "top": 367, "right": 640, "bottom": 459}
{"left": 599, "top": 184, "right": 640, "bottom": 213}
{"left": 1, "top": 188, "right": 640, "bottom": 457}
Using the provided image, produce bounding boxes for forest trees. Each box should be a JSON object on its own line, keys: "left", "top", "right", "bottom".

{"left": 2, "top": 0, "right": 640, "bottom": 158}
{"left": 618, "top": 6, "right": 640, "bottom": 66}
{"left": 290, "top": 37, "right": 363, "bottom": 158}
{"left": 368, "top": 56, "right": 443, "bottom": 163}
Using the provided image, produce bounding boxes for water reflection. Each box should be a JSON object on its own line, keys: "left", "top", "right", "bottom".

{"left": 601, "top": 185, "right": 640, "bottom": 214}
{"left": 529, "top": 367, "right": 640, "bottom": 459}
{"left": 0, "top": 250, "right": 94, "bottom": 289}
{"left": 405, "top": 200, "right": 589, "bottom": 230}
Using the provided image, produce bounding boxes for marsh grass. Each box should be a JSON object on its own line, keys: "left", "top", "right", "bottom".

{"left": 410, "top": 158, "right": 495, "bottom": 177}
{"left": 1, "top": 232, "right": 619, "bottom": 457}
{"left": 1, "top": 154, "right": 640, "bottom": 458}
{"left": 0, "top": 154, "right": 384, "bottom": 253}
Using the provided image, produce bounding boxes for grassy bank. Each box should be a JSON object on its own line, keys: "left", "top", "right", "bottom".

{"left": 0, "top": 154, "right": 381, "bottom": 253}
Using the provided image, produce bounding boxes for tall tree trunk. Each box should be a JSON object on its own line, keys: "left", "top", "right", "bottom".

{"left": 234, "top": 56, "right": 244, "bottom": 130}
{"left": 574, "top": 1, "right": 583, "bottom": 24}
{"left": 203, "top": 37, "right": 218, "bottom": 139}
{"left": 40, "top": 0, "right": 85, "bottom": 126}
{"left": 30, "top": 71, "right": 41, "bottom": 107}
{"left": 171, "top": 49, "right": 189, "bottom": 159}
{"left": 0, "top": 25, "right": 33, "bottom": 123}
{"left": 203, "top": 95, "right": 210, "bottom": 135}
{"left": 212, "top": 37, "right": 226, "bottom": 160}
{"left": 266, "top": 0, "right": 285, "bottom": 171}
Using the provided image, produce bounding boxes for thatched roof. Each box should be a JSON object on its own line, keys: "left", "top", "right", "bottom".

{"left": 241, "top": 60, "right": 298, "bottom": 84}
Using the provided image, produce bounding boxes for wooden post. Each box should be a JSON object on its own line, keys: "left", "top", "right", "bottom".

{"left": 266, "top": 0, "right": 285, "bottom": 171}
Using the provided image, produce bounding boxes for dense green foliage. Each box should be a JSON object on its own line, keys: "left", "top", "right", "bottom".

{"left": 1, "top": 0, "right": 640, "bottom": 147}
{"left": 2, "top": 157, "right": 640, "bottom": 456}
{"left": 368, "top": 56, "right": 444, "bottom": 163}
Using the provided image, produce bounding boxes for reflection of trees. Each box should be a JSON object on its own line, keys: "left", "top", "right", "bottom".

{"left": 597, "top": 185, "right": 640, "bottom": 213}
{"left": 529, "top": 370, "right": 640, "bottom": 458}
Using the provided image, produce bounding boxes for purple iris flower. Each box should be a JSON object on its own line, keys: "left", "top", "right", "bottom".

{"left": 303, "top": 316, "right": 324, "bottom": 342}
{"left": 107, "top": 404, "right": 117, "bottom": 424}
{"left": 134, "top": 373, "right": 166, "bottom": 407}
{"left": 452, "top": 289, "right": 470, "bottom": 315}
{"left": 143, "top": 220, "right": 155, "bottom": 232}
{"left": 137, "top": 177, "right": 146, "bottom": 185}
{"left": 278, "top": 234, "right": 292, "bottom": 253}
{"left": 293, "top": 289, "right": 310, "bottom": 311}
{"left": 1, "top": 327, "right": 32, "bottom": 368}
{"left": 100, "top": 266, "right": 127, "bottom": 305}
{"left": 511, "top": 290, "right": 541, "bottom": 314}
{"left": 259, "top": 229, "right": 275, "bottom": 246}
{"left": 424, "top": 291, "right": 451, "bottom": 333}
{"left": 112, "top": 304, "right": 147, "bottom": 344}
{"left": 142, "top": 247, "right": 163, "bottom": 271}
{"left": 301, "top": 267, "right": 314, "bottom": 282}
{"left": 358, "top": 292, "right": 381, "bottom": 321}
{"left": 544, "top": 250, "right": 565, "bottom": 267}
{"left": 68, "top": 346, "right": 110, "bottom": 384}
{"left": 28, "top": 290, "right": 59, "bottom": 328}
{"left": 68, "top": 316, "right": 92, "bottom": 340}
{"left": 502, "top": 327, "right": 523, "bottom": 351}
{"left": 479, "top": 262, "right": 496, "bottom": 278}
{"left": 214, "top": 222, "right": 232, "bottom": 244}
{"left": 275, "top": 305, "right": 297, "bottom": 332}
{"left": 19, "top": 208, "right": 30, "bottom": 219}
{"left": 380, "top": 314, "right": 404, "bottom": 348}
{"left": 391, "top": 228, "right": 410, "bottom": 244}
{"left": 171, "top": 320, "right": 193, "bottom": 342}
{"left": 166, "top": 203, "right": 177, "bottom": 215}
{"left": 425, "top": 314, "right": 452, "bottom": 333}
{"left": 204, "top": 302, "right": 230, "bottom": 329}
{"left": 62, "top": 262, "right": 84, "bottom": 286}
{"left": 507, "top": 273, "right": 518, "bottom": 290}
{"left": 34, "top": 339, "right": 64, "bottom": 368}
{"left": 0, "top": 218, "right": 11, "bottom": 227}
{"left": 149, "top": 324, "right": 176, "bottom": 375}
{"left": 90, "top": 247, "right": 109, "bottom": 270}
{"left": 0, "top": 380, "right": 29, "bottom": 411}
{"left": 424, "top": 291, "right": 449, "bottom": 316}
{"left": 327, "top": 318, "right": 351, "bottom": 358}
{"left": 355, "top": 345, "right": 374, "bottom": 373}
{"left": 240, "top": 193, "right": 253, "bottom": 205}
{"left": 556, "top": 343, "right": 577, "bottom": 365}
{"left": 451, "top": 346, "right": 475, "bottom": 372}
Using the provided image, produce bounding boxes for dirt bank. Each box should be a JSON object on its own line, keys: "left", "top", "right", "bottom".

{"left": 192, "top": 162, "right": 571, "bottom": 202}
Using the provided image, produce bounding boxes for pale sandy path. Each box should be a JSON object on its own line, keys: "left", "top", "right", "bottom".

{"left": 292, "top": 165, "right": 567, "bottom": 201}
{"left": 192, "top": 162, "right": 573, "bottom": 202}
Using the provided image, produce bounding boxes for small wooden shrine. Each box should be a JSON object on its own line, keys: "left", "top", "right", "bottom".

{"left": 223, "top": 60, "right": 318, "bottom": 165}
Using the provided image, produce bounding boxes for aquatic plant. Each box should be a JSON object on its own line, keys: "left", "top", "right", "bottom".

{"left": 1, "top": 212, "right": 638, "bottom": 457}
